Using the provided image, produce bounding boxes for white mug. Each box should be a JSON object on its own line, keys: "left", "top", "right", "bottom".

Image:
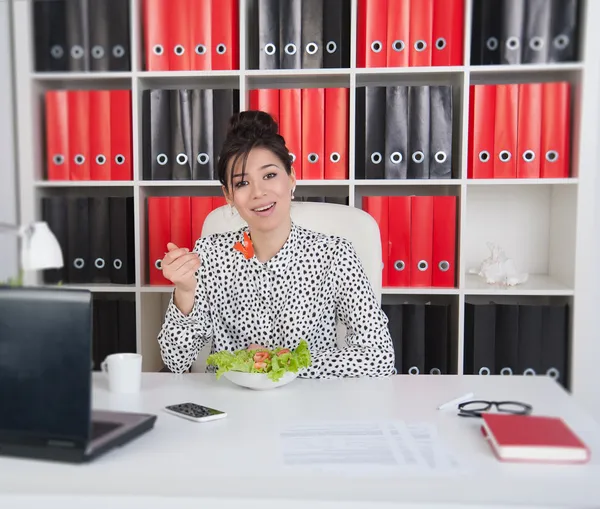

{"left": 101, "top": 353, "right": 142, "bottom": 394}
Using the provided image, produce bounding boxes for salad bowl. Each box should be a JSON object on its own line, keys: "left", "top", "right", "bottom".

{"left": 222, "top": 371, "right": 298, "bottom": 390}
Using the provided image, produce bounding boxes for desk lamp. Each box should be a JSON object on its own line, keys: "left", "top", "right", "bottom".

{"left": 0, "top": 221, "right": 63, "bottom": 272}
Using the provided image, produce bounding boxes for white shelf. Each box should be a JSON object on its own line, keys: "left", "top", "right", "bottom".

{"left": 35, "top": 181, "right": 134, "bottom": 187}
{"left": 466, "top": 178, "right": 578, "bottom": 186}
{"left": 141, "top": 285, "right": 173, "bottom": 293}
{"left": 464, "top": 274, "right": 574, "bottom": 296}
{"left": 468, "top": 63, "right": 584, "bottom": 74}
{"left": 40, "top": 284, "right": 136, "bottom": 293}
{"left": 32, "top": 72, "right": 133, "bottom": 81}
{"left": 383, "top": 287, "right": 460, "bottom": 296}
{"left": 356, "top": 179, "right": 461, "bottom": 187}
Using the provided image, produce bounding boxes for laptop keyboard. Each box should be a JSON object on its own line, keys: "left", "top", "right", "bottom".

{"left": 91, "top": 421, "right": 121, "bottom": 440}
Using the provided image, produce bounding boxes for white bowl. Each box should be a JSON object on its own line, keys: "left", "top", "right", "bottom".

{"left": 222, "top": 371, "right": 298, "bottom": 390}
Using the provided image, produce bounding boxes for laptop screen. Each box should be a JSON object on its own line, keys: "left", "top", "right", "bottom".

{"left": 0, "top": 287, "right": 93, "bottom": 445}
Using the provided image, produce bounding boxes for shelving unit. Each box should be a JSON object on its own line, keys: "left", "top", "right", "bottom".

{"left": 9, "top": 0, "right": 600, "bottom": 402}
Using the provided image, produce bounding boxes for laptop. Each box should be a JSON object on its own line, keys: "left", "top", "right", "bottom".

{"left": 0, "top": 286, "right": 156, "bottom": 463}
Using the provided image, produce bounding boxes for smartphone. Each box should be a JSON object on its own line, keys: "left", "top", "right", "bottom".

{"left": 163, "top": 402, "right": 227, "bottom": 423}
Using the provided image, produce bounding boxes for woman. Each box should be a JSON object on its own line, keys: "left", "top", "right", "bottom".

{"left": 157, "top": 111, "right": 395, "bottom": 378}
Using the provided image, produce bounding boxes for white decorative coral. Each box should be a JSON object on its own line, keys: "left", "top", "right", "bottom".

{"left": 469, "top": 242, "right": 528, "bottom": 286}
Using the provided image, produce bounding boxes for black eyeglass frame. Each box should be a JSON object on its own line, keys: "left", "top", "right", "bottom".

{"left": 457, "top": 400, "right": 533, "bottom": 418}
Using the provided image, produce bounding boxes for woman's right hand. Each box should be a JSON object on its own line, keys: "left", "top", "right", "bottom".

{"left": 161, "top": 242, "right": 201, "bottom": 294}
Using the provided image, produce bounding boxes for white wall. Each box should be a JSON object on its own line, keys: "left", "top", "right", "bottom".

{"left": 0, "top": 0, "right": 18, "bottom": 283}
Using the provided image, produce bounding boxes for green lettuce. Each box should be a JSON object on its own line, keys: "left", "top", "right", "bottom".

{"left": 206, "top": 340, "right": 312, "bottom": 382}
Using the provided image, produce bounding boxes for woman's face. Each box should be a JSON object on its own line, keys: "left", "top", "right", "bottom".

{"left": 224, "top": 147, "right": 296, "bottom": 234}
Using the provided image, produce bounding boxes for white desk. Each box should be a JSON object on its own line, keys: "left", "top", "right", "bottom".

{"left": 1, "top": 373, "right": 600, "bottom": 509}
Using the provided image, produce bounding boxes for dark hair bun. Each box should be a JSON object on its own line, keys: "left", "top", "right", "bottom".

{"left": 226, "top": 110, "right": 279, "bottom": 140}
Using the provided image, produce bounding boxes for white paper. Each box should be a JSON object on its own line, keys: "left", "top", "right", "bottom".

{"left": 279, "top": 420, "right": 462, "bottom": 474}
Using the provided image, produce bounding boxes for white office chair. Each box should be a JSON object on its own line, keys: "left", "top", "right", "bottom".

{"left": 190, "top": 201, "right": 383, "bottom": 373}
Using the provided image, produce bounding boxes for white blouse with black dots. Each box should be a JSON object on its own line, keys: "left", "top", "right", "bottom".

{"left": 157, "top": 222, "right": 396, "bottom": 378}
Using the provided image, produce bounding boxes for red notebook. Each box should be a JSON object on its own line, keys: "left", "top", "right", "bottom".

{"left": 481, "top": 413, "right": 590, "bottom": 464}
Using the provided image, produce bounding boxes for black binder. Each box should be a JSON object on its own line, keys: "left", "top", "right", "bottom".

{"left": 279, "top": 0, "right": 301, "bottom": 69}
{"left": 66, "top": 197, "right": 90, "bottom": 284}
{"left": 408, "top": 86, "right": 430, "bottom": 179}
{"left": 92, "top": 298, "right": 119, "bottom": 370}
{"left": 548, "top": 0, "right": 580, "bottom": 62}
{"left": 192, "top": 88, "right": 214, "bottom": 180}
{"left": 117, "top": 299, "right": 137, "bottom": 354}
{"left": 41, "top": 197, "right": 68, "bottom": 284}
{"left": 541, "top": 303, "right": 569, "bottom": 387}
{"left": 402, "top": 304, "right": 425, "bottom": 375}
{"left": 301, "top": 0, "right": 323, "bottom": 68}
{"left": 500, "top": 0, "right": 525, "bottom": 65}
{"left": 522, "top": 0, "right": 552, "bottom": 64}
{"left": 384, "top": 86, "right": 408, "bottom": 179}
{"left": 213, "top": 89, "right": 239, "bottom": 170}
{"left": 171, "top": 90, "right": 193, "bottom": 180}
{"left": 382, "top": 304, "right": 403, "bottom": 374}
{"left": 144, "top": 89, "right": 172, "bottom": 180}
{"left": 517, "top": 304, "right": 543, "bottom": 376}
{"left": 470, "top": 0, "right": 502, "bottom": 65}
{"left": 33, "top": 0, "right": 69, "bottom": 72}
{"left": 258, "top": 0, "right": 280, "bottom": 69}
{"left": 109, "top": 197, "right": 135, "bottom": 284}
{"left": 355, "top": 87, "right": 386, "bottom": 179}
{"left": 425, "top": 304, "right": 450, "bottom": 375}
{"left": 464, "top": 302, "right": 496, "bottom": 375}
{"left": 106, "top": 0, "right": 130, "bottom": 71}
{"left": 494, "top": 303, "right": 520, "bottom": 376}
{"left": 64, "top": 0, "right": 87, "bottom": 71}
{"left": 88, "top": 0, "right": 111, "bottom": 71}
{"left": 323, "top": 0, "right": 350, "bottom": 68}
{"left": 89, "top": 197, "right": 111, "bottom": 283}
{"left": 429, "top": 86, "right": 452, "bottom": 179}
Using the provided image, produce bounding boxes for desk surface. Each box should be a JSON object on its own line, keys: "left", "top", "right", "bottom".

{"left": 2, "top": 373, "right": 600, "bottom": 509}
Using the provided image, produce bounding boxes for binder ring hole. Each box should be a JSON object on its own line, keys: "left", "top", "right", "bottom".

{"left": 217, "top": 43, "right": 227, "bottom": 55}
{"left": 95, "top": 155, "right": 106, "bottom": 165}
{"left": 417, "top": 260, "right": 428, "bottom": 271}
{"left": 500, "top": 367, "right": 513, "bottom": 376}
{"left": 523, "top": 368, "right": 536, "bottom": 376}
{"left": 71, "top": 45, "right": 84, "bottom": 59}
{"left": 308, "top": 153, "right": 319, "bottom": 163}
{"left": 479, "top": 367, "right": 491, "bottom": 376}
{"left": 435, "top": 37, "right": 447, "bottom": 50}
{"left": 91, "top": 45, "right": 105, "bottom": 59}
{"left": 284, "top": 43, "right": 297, "bottom": 55}
{"left": 546, "top": 150, "right": 558, "bottom": 162}
{"left": 195, "top": 44, "right": 207, "bottom": 55}
{"left": 53, "top": 154, "right": 65, "bottom": 165}
{"left": 50, "top": 45, "right": 64, "bottom": 59}
{"left": 430, "top": 368, "right": 441, "bottom": 375}
{"left": 392, "top": 40, "right": 405, "bottom": 52}
{"left": 176, "top": 153, "right": 189, "bottom": 165}
{"left": 412, "top": 151, "right": 424, "bottom": 164}
{"left": 393, "top": 260, "right": 405, "bottom": 272}
{"left": 264, "top": 43, "right": 276, "bottom": 56}
{"left": 113, "top": 259, "right": 123, "bottom": 270}
{"left": 155, "top": 259, "right": 162, "bottom": 270}
{"left": 438, "top": 260, "right": 450, "bottom": 272}
{"left": 408, "top": 366, "right": 419, "bottom": 375}
{"left": 174, "top": 44, "right": 185, "bottom": 55}
{"left": 330, "top": 152, "right": 341, "bottom": 163}
{"left": 197, "top": 153, "right": 210, "bottom": 165}
{"left": 391, "top": 367, "right": 398, "bottom": 375}
{"left": 370, "top": 152, "right": 382, "bottom": 164}
{"left": 74, "top": 154, "right": 85, "bottom": 165}
{"left": 306, "top": 42, "right": 318, "bottom": 55}
{"left": 157, "top": 153, "right": 168, "bottom": 165}
{"left": 547, "top": 367, "right": 560, "bottom": 380}
{"left": 390, "top": 151, "right": 402, "bottom": 164}
{"left": 370, "top": 40, "right": 382, "bottom": 53}
{"left": 499, "top": 150, "right": 511, "bottom": 162}
{"left": 554, "top": 34, "right": 569, "bottom": 50}
{"left": 290, "top": 153, "right": 296, "bottom": 163}
{"left": 94, "top": 258, "right": 106, "bottom": 269}
{"left": 486, "top": 37, "right": 498, "bottom": 51}
{"left": 434, "top": 151, "right": 447, "bottom": 163}
{"left": 506, "top": 36, "right": 520, "bottom": 50}
{"left": 326, "top": 41, "right": 337, "bottom": 54}
{"left": 414, "top": 40, "right": 426, "bottom": 52}
{"left": 153, "top": 44, "right": 164, "bottom": 56}
{"left": 529, "top": 37, "right": 544, "bottom": 51}
{"left": 115, "top": 154, "right": 125, "bottom": 165}
{"left": 523, "top": 150, "right": 535, "bottom": 162}
{"left": 74, "top": 258, "right": 85, "bottom": 270}
{"left": 479, "top": 150, "right": 490, "bottom": 163}
{"left": 113, "top": 45, "right": 125, "bottom": 58}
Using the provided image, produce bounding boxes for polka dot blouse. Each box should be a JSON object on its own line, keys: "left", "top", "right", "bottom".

{"left": 157, "top": 222, "right": 396, "bottom": 378}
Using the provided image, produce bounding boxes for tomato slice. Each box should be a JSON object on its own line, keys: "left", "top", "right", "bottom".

{"left": 254, "top": 361, "right": 267, "bottom": 370}
{"left": 253, "top": 351, "right": 270, "bottom": 362}
{"left": 277, "top": 348, "right": 291, "bottom": 356}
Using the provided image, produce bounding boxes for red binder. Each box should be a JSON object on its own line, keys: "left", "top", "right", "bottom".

{"left": 279, "top": 88, "right": 302, "bottom": 179}
{"left": 191, "top": 196, "right": 213, "bottom": 246}
{"left": 45, "top": 91, "right": 70, "bottom": 181}
{"left": 432, "top": 196, "right": 456, "bottom": 287}
{"left": 170, "top": 196, "right": 192, "bottom": 251}
{"left": 432, "top": 0, "right": 464, "bottom": 66}
{"left": 324, "top": 88, "right": 348, "bottom": 180}
{"left": 301, "top": 88, "right": 325, "bottom": 180}
{"left": 249, "top": 89, "right": 280, "bottom": 125}
{"left": 541, "top": 82, "right": 570, "bottom": 178}
{"left": 110, "top": 90, "right": 133, "bottom": 181}
{"left": 168, "top": 0, "right": 191, "bottom": 71}
{"left": 147, "top": 197, "right": 171, "bottom": 285}
{"left": 387, "top": 196, "right": 411, "bottom": 287}
{"left": 386, "top": 0, "right": 409, "bottom": 67}
{"left": 517, "top": 83, "right": 542, "bottom": 179}
{"left": 357, "top": 0, "right": 387, "bottom": 68}
{"left": 89, "top": 90, "right": 111, "bottom": 180}
{"left": 144, "top": 0, "right": 170, "bottom": 71}
{"left": 189, "top": 0, "right": 212, "bottom": 70}
{"left": 410, "top": 195, "right": 433, "bottom": 287}
{"left": 409, "top": 0, "right": 433, "bottom": 67}
{"left": 211, "top": 0, "right": 238, "bottom": 70}
{"left": 68, "top": 90, "right": 90, "bottom": 181}
{"left": 468, "top": 85, "right": 495, "bottom": 179}
{"left": 493, "top": 84, "right": 518, "bottom": 178}
{"left": 363, "top": 196, "right": 389, "bottom": 287}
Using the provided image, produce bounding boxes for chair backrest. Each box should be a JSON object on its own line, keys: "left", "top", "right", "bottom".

{"left": 190, "top": 201, "right": 382, "bottom": 373}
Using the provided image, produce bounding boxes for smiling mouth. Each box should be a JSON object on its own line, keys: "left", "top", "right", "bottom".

{"left": 252, "top": 203, "right": 275, "bottom": 212}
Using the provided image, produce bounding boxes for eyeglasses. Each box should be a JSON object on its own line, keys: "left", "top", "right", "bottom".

{"left": 457, "top": 400, "right": 533, "bottom": 418}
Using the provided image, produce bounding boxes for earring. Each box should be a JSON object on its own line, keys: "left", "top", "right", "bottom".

{"left": 291, "top": 187, "right": 295, "bottom": 200}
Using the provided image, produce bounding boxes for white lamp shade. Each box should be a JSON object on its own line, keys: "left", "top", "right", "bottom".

{"left": 20, "top": 221, "right": 64, "bottom": 271}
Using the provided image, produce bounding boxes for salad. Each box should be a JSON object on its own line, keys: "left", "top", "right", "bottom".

{"left": 206, "top": 340, "right": 312, "bottom": 382}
